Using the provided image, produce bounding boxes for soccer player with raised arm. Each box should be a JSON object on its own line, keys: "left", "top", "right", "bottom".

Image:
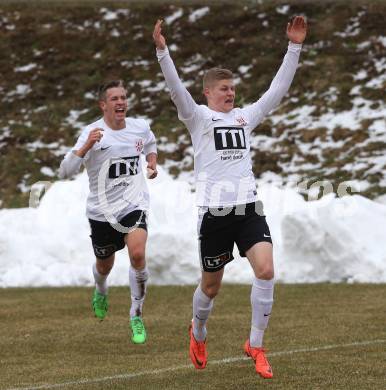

{"left": 153, "top": 16, "right": 307, "bottom": 377}
{"left": 59, "top": 80, "right": 157, "bottom": 344}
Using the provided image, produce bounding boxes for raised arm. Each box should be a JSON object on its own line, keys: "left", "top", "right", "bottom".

{"left": 245, "top": 16, "right": 307, "bottom": 122}
{"left": 153, "top": 20, "right": 197, "bottom": 121}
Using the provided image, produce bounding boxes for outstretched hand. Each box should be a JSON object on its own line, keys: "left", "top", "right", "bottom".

{"left": 287, "top": 16, "right": 307, "bottom": 44}
{"left": 153, "top": 19, "right": 166, "bottom": 50}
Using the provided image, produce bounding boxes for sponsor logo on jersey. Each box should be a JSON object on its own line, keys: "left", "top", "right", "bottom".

{"left": 135, "top": 139, "right": 144, "bottom": 152}
{"left": 203, "top": 251, "right": 231, "bottom": 271}
{"left": 108, "top": 156, "right": 140, "bottom": 178}
{"left": 214, "top": 127, "right": 246, "bottom": 150}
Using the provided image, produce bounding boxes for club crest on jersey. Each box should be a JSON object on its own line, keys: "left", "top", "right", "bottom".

{"left": 236, "top": 117, "right": 247, "bottom": 126}
{"left": 135, "top": 139, "right": 144, "bottom": 152}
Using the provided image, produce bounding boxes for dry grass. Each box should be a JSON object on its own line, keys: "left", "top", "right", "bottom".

{"left": 1, "top": 284, "right": 385, "bottom": 389}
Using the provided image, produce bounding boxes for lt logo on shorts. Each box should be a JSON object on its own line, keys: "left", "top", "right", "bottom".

{"left": 93, "top": 244, "right": 116, "bottom": 259}
{"left": 203, "top": 251, "right": 231, "bottom": 271}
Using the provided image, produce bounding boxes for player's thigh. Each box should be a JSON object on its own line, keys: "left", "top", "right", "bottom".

{"left": 89, "top": 218, "right": 123, "bottom": 259}
{"left": 198, "top": 211, "right": 235, "bottom": 273}
{"left": 125, "top": 227, "right": 147, "bottom": 259}
{"left": 235, "top": 208, "right": 272, "bottom": 257}
{"left": 120, "top": 210, "right": 148, "bottom": 261}
{"left": 246, "top": 242, "right": 274, "bottom": 279}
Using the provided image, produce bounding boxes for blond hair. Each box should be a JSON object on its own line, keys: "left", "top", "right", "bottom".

{"left": 203, "top": 68, "right": 233, "bottom": 89}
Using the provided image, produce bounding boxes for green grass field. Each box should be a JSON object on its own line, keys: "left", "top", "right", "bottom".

{"left": 1, "top": 284, "right": 385, "bottom": 390}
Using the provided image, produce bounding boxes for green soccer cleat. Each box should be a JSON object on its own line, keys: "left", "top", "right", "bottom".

{"left": 130, "top": 316, "right": 147, "bottom": 344}
{"left": 92, "top": 289, "right": 108, "bottom": 320}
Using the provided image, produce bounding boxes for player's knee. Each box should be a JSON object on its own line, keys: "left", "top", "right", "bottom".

{"left": 201, "top": 283, "right": 220, "bottom": 299}
{"left": 130, "top": 249, "right": 145, "bottom": 267}
{"left": 256, "top": 266, "right": 274, "bottom": 280}
{"left": 96, "top": 259, "right": 114, "bottom": 275}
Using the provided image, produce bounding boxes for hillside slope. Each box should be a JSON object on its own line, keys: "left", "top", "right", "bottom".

{"left": 0, "top": 0, "right": 385, "bottom": 207}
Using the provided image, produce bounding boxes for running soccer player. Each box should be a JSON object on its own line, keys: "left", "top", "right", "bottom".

{"left": 59, "top": 80, "right": 157, "bottom": 344}
{"left": 153, "top": 16, "right": 307, "bottom": 377}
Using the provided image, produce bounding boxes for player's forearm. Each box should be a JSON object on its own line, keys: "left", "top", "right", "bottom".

{"left": 58, "top": 151, "right": 83, "bottom": 179}
{"left": 74, "top": 144, "right": 92, "bottom": 158}
{"left": 258, "top": 42, "right": 302, "bottom": 116}
{"left": 156, "top": 46, "right": 196, "bottom": 120}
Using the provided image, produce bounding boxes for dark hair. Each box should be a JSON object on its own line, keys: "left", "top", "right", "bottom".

{"left": 203, "top": 68, "right": 233, "bottom": 89}
{"left": 98, "top": 80, "right": 126, "bottom": 101}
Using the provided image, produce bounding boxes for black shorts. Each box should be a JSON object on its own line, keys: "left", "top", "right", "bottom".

{"left": 89, "top": 210, "right": 147, "bottom": 259}
{"left": 198, "top": 202, "right": 272, "bottom": 272}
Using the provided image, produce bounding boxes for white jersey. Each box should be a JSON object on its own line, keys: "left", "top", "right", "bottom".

{"left": 67, "top": 117, "right": 156, "bottom": 221}
{"left": 157, "top": 43, "right": 302, "bottom": 207}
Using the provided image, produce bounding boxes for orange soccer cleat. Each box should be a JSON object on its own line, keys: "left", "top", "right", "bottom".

{"left": 244, "top": 340, "right": 273, "bottom": 379}
{"left": 189, "top": 322, "right": 208, "bottom": 369}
